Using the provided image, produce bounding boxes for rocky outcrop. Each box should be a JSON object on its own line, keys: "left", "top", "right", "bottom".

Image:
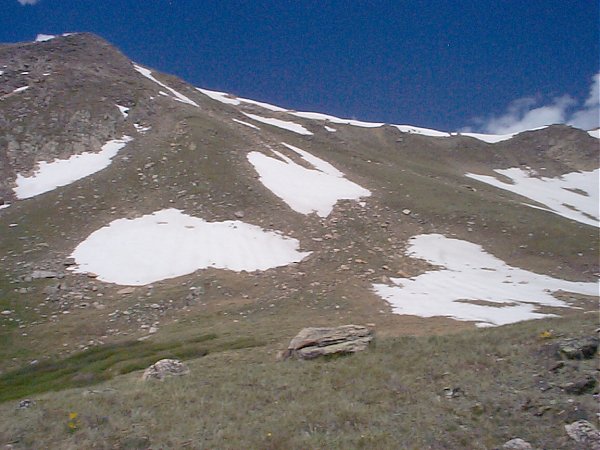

{"left": 564, "top": 420, "right": 600, "bottom": 449}
{"left": 280, "top": 324, "right": 373, "bottom": 360}
{"left": 558, "top": 337, "right": 598, "bottom": 360}
{"left": 142, "top": 359, "right": 190, "bottom": 381}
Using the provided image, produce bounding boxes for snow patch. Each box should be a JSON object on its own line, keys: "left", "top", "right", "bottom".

{"left": 373, "top": 234, "right": 598, "bottom": 327}
{"left": 456, "top": 126, "right": 548, "bottom": 143}
{"left": 232, "top": 118, "right": 260, "bottom": 130}
{"left": 324, "top": 125, "right": 337, "bottom": 132}
{"left": 133, "top": 64, "right": 199, "bottom": 107}
{"left": 196, "top": 88, "right": 240, "bottom": 105}
{"left": 393, "top": 125, "right": 450, "bottom": 137}
{"left": 70, "top": 208, "right": 310, "bottom": 285}
{"left": 12, "top": 86, "right": 29, "bottom": 94}
{"left": 134, "top": 124, "right": 151, "bottom": 134}
{"left": 14, "top": 136, "right": 133, "bottom": 199}
{"left": 588, "top": 129, "right": 600, "bottom": 139}
{"left": 242, "top": 113, "right": 313, "bottom": 135}
{"left": 248, "top": 143, "right": 370, "bottom": 217}
{"left": 35, "top": 34, "right": 55, "bottom": 42}
{"left": 238, "top": 97, "right": 288, "bottom": 112}
{"left": 116, "top": 104, "right": 129, "bottom": 118}
{"left": 290, "top": 111, "right": 384, "bottom": 128}
{"left": 466, "top": 168, "right": 599, "bottom": 227}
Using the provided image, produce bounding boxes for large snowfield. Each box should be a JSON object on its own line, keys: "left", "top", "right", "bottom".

{"left": 14, "top": 136, "right": 133, "bottom": 199}
{"left": 248, "top": 143, "right": 371, "bottom": 217}
{"left": 70, "top": 209, "right": 311, "bottom": 285}
{"left": 373, "top": 234, "right": 599, "bottom": 327}
{"left": 466, "top": 168, "right": 599, "bottom": 227}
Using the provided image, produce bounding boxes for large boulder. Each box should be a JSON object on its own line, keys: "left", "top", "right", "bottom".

{"left": 280, "top": 324, "right": 373, "bottom": 360}
{"left": 564, "top": 420, "right": 600, "bottom": 449}
{"left": 502, "top": 438, "right": 534, "bottom": 449}
{"left": 142, "top": 359, "right": 190, "bottom": 381}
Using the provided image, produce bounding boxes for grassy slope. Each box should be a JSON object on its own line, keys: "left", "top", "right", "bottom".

{"left": 0, "top": 314, "right": 597, "bottom": 449}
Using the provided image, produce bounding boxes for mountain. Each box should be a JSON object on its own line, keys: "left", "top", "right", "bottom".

{"left": 0, "top": 33, "right": 598, "bottom": 449}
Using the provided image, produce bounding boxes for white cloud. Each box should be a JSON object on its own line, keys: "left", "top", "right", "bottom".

{"left": 569, "top": 73, "right": 600, "bottom": 130}
{"left": 17, "top": 0, "right": 40, "bottom": 4}
{"left": 471, "top": 72, "right": 600, "bottom": 134}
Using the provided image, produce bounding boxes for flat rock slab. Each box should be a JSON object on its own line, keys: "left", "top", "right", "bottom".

{"left": 281, "top": 324, "right": 373, "bottom": 360}
{"left": 142, "top": 358, "right": 190, "bottom": 381}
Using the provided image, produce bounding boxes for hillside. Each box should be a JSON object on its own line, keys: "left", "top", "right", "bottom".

{"left": 0, "top": 33, "right": 598, "bottom": 449}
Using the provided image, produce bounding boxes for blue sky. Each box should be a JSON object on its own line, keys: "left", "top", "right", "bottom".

{"left": 2, "top": 0, "right": 599, "bottom": 132}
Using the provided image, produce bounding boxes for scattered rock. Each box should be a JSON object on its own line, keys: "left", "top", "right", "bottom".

{"left": 443, "top": 386, "right": 462, "bottom": 399}
{"left": 43, "top": 284, "right": 60, "bottom": 295}
{"left": 1, "top": 310, "right": 12, "bottom": 316}
{"left": 502, "top": 438, "right": 533, "bottom": 449}
{"left": 558, "top": 337, "right": 599, "bottom": 360}
{"left": 63, "top": 258, "right": 76, "bottom": 266}
{"left": 234, "top": 210, "right": 245, "bottom": 219}
{"left": 30, "top": 270, "right": 58, "bottom": 279}
{"left": 142, "top": 359, "right": 190, "bottom": 381}
{"left": 402, "top": 209, "right": 411, "bottom": 215}
{"left": 117, "top": 287, "right": 136, "bottom": 295}
{"left": 17, "top": 399, "right": 35, "bottom": 409}
{"left": 280, "top": 324, "right": 373, "bottom": 360}
{"left": 564, "top": 420, "right": 600, "bottom": 449}
{"left": 562, "top": 375, "right": 597, "bottom": 395}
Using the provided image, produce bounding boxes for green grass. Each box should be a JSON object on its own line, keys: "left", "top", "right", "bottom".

{"left": 0, "top": 333, "right": 267, "bottom": 402}
{"left": 0, "top": 314, "right": 597, "bottom": 449}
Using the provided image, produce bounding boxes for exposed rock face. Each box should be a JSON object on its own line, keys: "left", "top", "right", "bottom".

{"left": 558, "top": 337, "right": 599, "bottom": 360}
{"left": 281, "top": 324, "right": 373, "bottom": 360}
{"left": 564, "top": 420, "right": 600, "bottom": 449}
{"left": 142, "top": 359, "right": 190, "bottom": 381}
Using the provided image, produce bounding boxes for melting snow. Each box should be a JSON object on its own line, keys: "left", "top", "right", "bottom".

{"left": 70, "top": 209, "right": 310, "bottom": 285}
{"left": 196, "top": 88, "right": 288, "bottom": 112}
{"left": 134, "top": 124, "right": 151, "bottom": 134}
{"left": 242, "top": 113, "right": 313, "bottom": 135}
{"left": 290, "top": 111, "right": 384, "bottom": 128}
{"left": 133, "top": 64, "right": 199, "bottom": 107}
{"left": 196, "top": 88, "right": 240, "bottom": 105}
{"left": 456, "top": 131, "right": 519, "bottom": 143}
{"left": 116, "top": 104, "right": 129, "bottom": 118}
{"left": 455, "top": 126, "right": 548, "bottom": 143}
{"left": 14, "top": 136, "right": 133, "bottom": 199}
{"left": 392, "top": 125, "right": 450, "bottom": 137}
{"left": 466, "top": 168, "right": 599, "bottom": 227}
{"left": 238, "top": 97, "right": 288, "bottom": 112}
{"left": 248, "top": 143, "right": 370, "bottom": 217}
{"left": 373, "top": 234, "right": 598, "bottom": 327}
{"left": 232, "top": 118, "right": 260, "bottom": 130}
{"left": 35, "top": 34, "right": 56, "bottom": 42}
